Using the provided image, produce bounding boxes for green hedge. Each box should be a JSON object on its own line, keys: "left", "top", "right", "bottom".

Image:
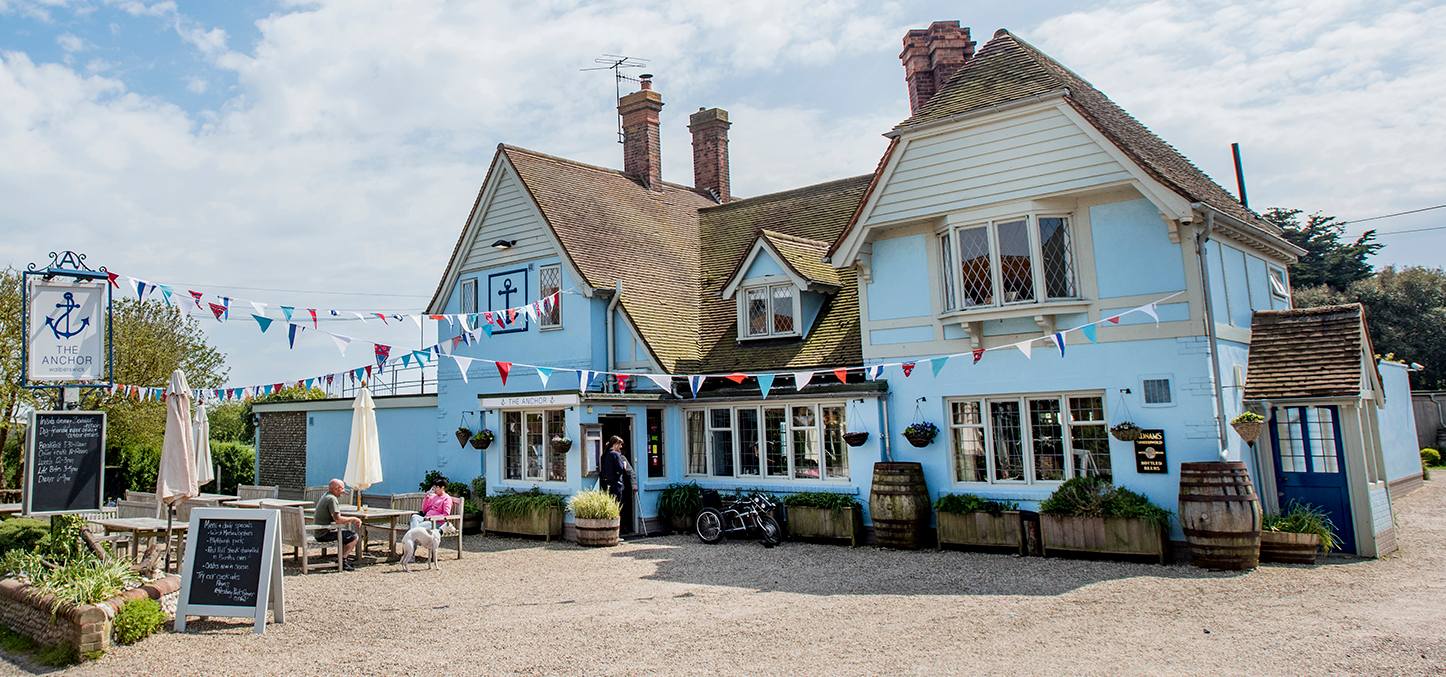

{"left": 209, "top": 440, "right": 255, "bottom": 495}
{"left": 0, "top": 519, "right": 48, "bottom": 556}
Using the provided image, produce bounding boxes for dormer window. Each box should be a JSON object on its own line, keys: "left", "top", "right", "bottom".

{"left": 742, "top": 283, "right": 799, "bottom": 339}
{"left": 939, "top": 214, "right": 1077, "bottom": 311}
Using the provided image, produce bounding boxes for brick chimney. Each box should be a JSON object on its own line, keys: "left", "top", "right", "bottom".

{"left": 688, "top": 107, "right": 731, "bottom": 202}
{"left": 618, "top": 74, "right": 664, "bottom": 190}
{"left": 900, "top": 21, "right": 977, "bottom": 116}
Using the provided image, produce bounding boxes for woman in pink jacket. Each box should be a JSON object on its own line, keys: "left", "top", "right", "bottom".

{"left": 421, "top": 478, "right": 454, "bottom": 527}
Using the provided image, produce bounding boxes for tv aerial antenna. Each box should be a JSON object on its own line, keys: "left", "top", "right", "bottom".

{"left": 581, "top": 54, "right": 649, "bottom": 144}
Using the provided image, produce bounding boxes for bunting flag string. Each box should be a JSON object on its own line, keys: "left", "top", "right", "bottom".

{"left": 108, "top": 291, "right": 1184, "bottom": 404}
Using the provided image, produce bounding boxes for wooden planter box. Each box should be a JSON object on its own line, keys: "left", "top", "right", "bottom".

{"left": 1040, "top": 515, "right": 1167, "bottom": 563}
{"left": 1259, "top": 530, "right": 1320, "bottom": 564}
{"left": 785, "top": 505, "right": 862, "bottom": 547}
{"left": 0, "top": 575, "right": 180, "bottom": 657}
{"left": 937, "top": 510, "right": 1023, "bottom": 554}
{"left": 482, "top": 505, "right": 563, "bottom": 541}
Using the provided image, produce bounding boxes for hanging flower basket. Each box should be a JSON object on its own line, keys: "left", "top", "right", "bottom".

{"left": 470, "top": 429, "right": 495, "bottom": 450}
{"left": 551, "top": 436, "right": 574, "bottom": 454}
{"left": 902, "top": 422, "right": 938, "bottom": 448}
{"left": 455, "top": 427, "right": 472, "bottom": 449}
{"left": 843, "top": 431, "right": 870, "bottom": 447}
{"left": 1109, "top": 422, "right": 1142, "bottom": 442}
{"left": 1230, "top": 412, "right": 1265, "bottom": 443}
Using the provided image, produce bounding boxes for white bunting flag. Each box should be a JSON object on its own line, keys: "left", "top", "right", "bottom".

{"left": 411, "top": 314, "right": 423, "bottom": 329}
{"left": 453, "top": 355, "right": 474, "bottom": 383}
{"left": 250, "top": 301, "right": 268, "bottom": 317}
{"left": 644, "top": 374, "right": 673, "bottom": 393}
{"left": 1016, "top": 339, "right": 1033, "bottom": 359}
{"left": 439, "top": 339, "right": 454, "bottom": 356}
{"left": 330, "top": 334, "right": 351, "bottom": 356}
{"left": 352, "top": 311, "right": 367, "bottom": 322}
{"left": 578, "top": 369, "right": 594, "bottom": 393}
{"left": 522, "top": 303, "right": 537, "bottom": 322}
{"left": 1138, "top": 302, "right": 1160, "bottom": 325}
{"left": 792, "top": 371, "right": 815, "bottom": 391}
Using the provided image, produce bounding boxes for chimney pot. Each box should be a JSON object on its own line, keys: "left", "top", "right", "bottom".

{"left": 899, "top": 20, "right": 977, "bottom": 116}
{"left": 689, "top": 107, "right": 731, "bottom": 202}
{"left": 618, "top": 77, "right": 664, "bottom": 190}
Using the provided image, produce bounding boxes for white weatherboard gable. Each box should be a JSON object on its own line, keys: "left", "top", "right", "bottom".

{"left": 721, "top": 237, "right": 809, "bottom": 299}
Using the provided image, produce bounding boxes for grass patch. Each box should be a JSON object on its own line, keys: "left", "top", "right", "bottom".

{"left": 0, "top": 626, "right": 36, "bottom": 653}
{"left": 0, "top": 624, "right": 98, "bottom": 668}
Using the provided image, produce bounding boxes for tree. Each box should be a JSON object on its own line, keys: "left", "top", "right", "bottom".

{"left": 1294, "top": 266, "right": 1446, "bottom": 389}
{"left": 0, "top": 268, "right": 40, "bottom": 487}
{"left": 1264, "top": 207, "right": 1381, "bottom": 291}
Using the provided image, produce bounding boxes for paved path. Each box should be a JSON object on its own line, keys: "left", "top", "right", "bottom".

{"left": 8, "top": 480, "right": 1446, "bottom": 675}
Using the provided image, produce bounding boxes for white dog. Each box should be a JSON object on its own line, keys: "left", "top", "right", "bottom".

{"left": 400, "top": 514, "right": 442, "bottom": 572}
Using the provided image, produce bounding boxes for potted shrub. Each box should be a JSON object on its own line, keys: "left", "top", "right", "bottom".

{"left": 935, "top": 494, "right": 1022, "bottom": 553}
{"left": 482, "top": 489, "right": 566, "bottom": 541}
{"left": 657, "top": 482, "right": 703, "bottom": 532}
{"left": 1260, "top": 502, "right": 1338, "bottom": 564}
{"left": 782, "top": 492, "right": 862, "bottom": 546}
{"left": 902, "top": 421, "right": 938, "bottom": 448}
{"left": 842, "top": 431, "right": 870, "bottom": 447}
{"left": 454, "top": 426, "right": 472, "bottom": 448}
{"left": 1109, "top": 421, "right": 1142, "bottom": 441}
{"left": 1038, "top": 476, "right": 1170, "bottom": 563}
{"left": 550, "top": 435, "right": 573, "bottom": 454}
{"left": 469, "top": 429, "right": 494, "bottom": 450}
{"left": 1231, "top": 411, "right": 1265, "bottom": 443}
{"left": 570, "top": 489, "right": 622, "bottom": 547}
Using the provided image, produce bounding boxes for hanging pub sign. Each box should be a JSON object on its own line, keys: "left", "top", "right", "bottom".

{"left": 175, "top": 507, "right": 285, "bottom": 635}
{"left": 1133, "top": 429, "right": 1168, "bottom": 474}
{"left": 23, "top": 411, "right": 106, "bottom": 516}
{"left": 26, "top": 279, "right": 107, "bottom": 383}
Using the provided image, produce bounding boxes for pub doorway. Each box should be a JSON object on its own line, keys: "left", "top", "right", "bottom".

{"left": 599, "top": 414, "right": 636, "bottom": 535}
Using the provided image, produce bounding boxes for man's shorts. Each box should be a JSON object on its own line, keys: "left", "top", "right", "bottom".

{"left": 316, "top": 529, "right": 357, "bottom": 544}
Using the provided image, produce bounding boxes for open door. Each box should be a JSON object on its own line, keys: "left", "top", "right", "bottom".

{"left": 599, "top": 414, "right": 636, "bottom": 535}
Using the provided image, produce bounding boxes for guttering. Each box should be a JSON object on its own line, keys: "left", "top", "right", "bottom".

{"left": 883, "top": 89, "right": 1070, "bottom": 139}
{"left": 604, "top": 281, "right": 622, "bottom": 381}
{"left": 1192, "top": 208, "right": 1232, "bottom": 459}
{"left": 880, "top": 392, "right": 893, "bottom": 463}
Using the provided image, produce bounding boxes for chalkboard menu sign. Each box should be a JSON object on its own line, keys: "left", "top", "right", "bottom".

{"left": 1133, "top": 429, "right": 1168, "bottom": 474}
{"left": 176, "top": 508, "right": 284, "bottom": 634}
{"left": 24, "top": 411, "right": 106, "bottom": 516}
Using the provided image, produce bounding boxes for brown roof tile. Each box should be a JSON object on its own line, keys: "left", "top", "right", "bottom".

{"left": 759, "top": 230, "right": 843, "bottom": 288}
{"left": 1243, "top": 304, "right": 1375, "bottom": 400}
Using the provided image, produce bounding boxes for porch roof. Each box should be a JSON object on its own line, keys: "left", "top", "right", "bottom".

{"left": 1243, "top": 304, "right": 1379, "bottom": 401}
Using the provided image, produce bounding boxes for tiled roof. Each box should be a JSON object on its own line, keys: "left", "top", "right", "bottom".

{"left": 897, "top": 29, "right": 1275, "bottom": 234}
{"left": 759, "top": 230, "right": 842, "bottom": 288}
{"left": 693, "top": 176, "right": 871, "bottom": 372}
{"left": 501, "top": 146, "right": 717, "bottom": 371}
{"left": 1243, "top": 304, "right": 1375, "bottom": 400}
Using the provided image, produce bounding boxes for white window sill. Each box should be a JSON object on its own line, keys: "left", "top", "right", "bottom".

{"left": 737, "top": 332, "right": 801, "bottom": 342}
{"left": 939, "top": 299, "right": 1090, "bottom": 325}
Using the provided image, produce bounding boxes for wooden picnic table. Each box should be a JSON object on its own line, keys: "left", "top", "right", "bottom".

{"left": 335, "top": 507, "right": 414, "bottom": 560}
{"left": 226, "top": 498, "right": 311, "bottom": 510}
{"left": 196, "top": 493, "right": 239, "bottom": 503}
{"left": 89, "top": 517, "right": 189, "bottom": 561}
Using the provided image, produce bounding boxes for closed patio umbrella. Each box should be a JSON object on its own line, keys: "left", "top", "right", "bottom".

{"left": 343, "top": 385, "right": 383, "bottom": 507}
{"left": 192, "top": 398, "right": 216, "bottom": 490}
{"left": 156, "top": 369, "right": 198, "bottom": 569}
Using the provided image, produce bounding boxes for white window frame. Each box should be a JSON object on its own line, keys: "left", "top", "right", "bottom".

{"left": 502, "top": 408, "right": 568, "bottom": 483}
{"left": 939, "top": 213, "right": 1079, "bottom": 312}
{"left": 682, "top": 401, "right": 849, "bottom": 482}
{"left": 1140, "top": 374, "right": 1175, "bottom": 408}
{"left": 1267, "top": 266, "right": 1290, "bottom": 300}
{"left": 460, "top": 278, "right": 477, "bottom": 315}
{"left": 737, "top": 278, "right": 802, "bottom": 340}
{"left": 538, "top": 264, "right": 562, "bottom": 329}
{"left": 946, "top": 391, "right": 1108, "bottom": 487}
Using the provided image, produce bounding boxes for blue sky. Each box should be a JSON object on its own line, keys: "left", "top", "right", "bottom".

{"left": 3, "top": 0, "right": 1443, "bottom": 388}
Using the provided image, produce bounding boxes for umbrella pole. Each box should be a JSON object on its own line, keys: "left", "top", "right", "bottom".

{"left": 164, "top": 505, "right": 175, "bottom": 572}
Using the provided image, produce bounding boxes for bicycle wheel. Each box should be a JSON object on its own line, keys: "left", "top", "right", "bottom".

{"left": 696, "top": 508, "right": 725, "bottom": 544}
{"left": 758, "top": 514, "right": 781, "bottom": 547}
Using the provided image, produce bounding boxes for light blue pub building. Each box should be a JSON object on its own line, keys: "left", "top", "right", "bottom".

{"left": 256, "top": 23, "right": 1421, "bottom": 556}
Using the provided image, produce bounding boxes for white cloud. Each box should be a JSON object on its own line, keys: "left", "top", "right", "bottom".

{"left": 184, "top": 75, "right": 205, "bottom": 93}
{"left": 56, "top": 33, "right": 87, "bottom": 53}
{"left": 1029, "top": 0, "right": 1446, "bottom": 263}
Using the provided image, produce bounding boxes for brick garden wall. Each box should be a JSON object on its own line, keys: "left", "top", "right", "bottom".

{"left": 0, "top": 575, "right": 180, "bottom": 655}
{"left": 258, "top": 412, "right": 307, "bottom": 492}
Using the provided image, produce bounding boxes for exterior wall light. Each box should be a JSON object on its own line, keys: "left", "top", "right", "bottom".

{"left": 491, "top": 239, "right": 516, "bottom": 250}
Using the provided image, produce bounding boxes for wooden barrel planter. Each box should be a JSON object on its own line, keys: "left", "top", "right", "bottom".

{"left": 1260, "top": 531, "right": 1320, "bottom": 564}
{"left": 574, "top": 517, "right": 621, "bottom": 547}
{"left": 869, "top": 462, "right": 930, "bottom": 549}
{"left": 1179, "top": 461, "right": 1262, "bottom": 570}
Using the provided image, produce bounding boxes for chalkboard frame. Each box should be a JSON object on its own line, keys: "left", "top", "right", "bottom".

{"left": 23, "top": 410, "right": 106, "bottom": 517}
{"left": 175, "top": 507, "right": 285, "bottom": 635}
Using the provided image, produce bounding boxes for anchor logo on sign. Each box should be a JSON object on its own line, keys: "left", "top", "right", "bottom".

{"left": 45, "top": 292, "right": 90, "bottom": 339}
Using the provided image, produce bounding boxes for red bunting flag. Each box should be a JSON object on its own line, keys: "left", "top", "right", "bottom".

{"left": 106, "top": 271, "right": 119, "bottom": 288}
{"left": 507, "top": 307, "right": 519, "bottom": 324}
{"left": 496, "top": 361, "right": 512, "bottom": 386}
{"left": 207, "top": 302, "right": 226, "bottom": 320}
{"left": 972, "top": 348, "right": 985, "bottom": 364}
{"left": 272, "top": 383, "right": 283, "bottom": 393}
{"left": 429, "top": 314, "right": 446, "bottom": 321}
{"left": 1106, "top": 315, "right": 1121, "bottom": 324}
{"left": 832, "top": 368, "right": 849, "bottom": 383}
{"left": 724, "top": 372, "right": 748, "bottom": 384}
{"left": 364, "top": 365, "right": 373, "bottom": 378}
{"left": 901, "top": 362, "right": 915, "bottom": 377}
{"left": 308, "top": 308, "right": 318, "bottom": 328}
{"left": 375, "top": 313, "right": 388, "bottom": 324}
{"left": 189, "top": 290, "right": 204, "bottom": 307}
{"left": 615, "top": 373, "right": 629, "bottom": 392}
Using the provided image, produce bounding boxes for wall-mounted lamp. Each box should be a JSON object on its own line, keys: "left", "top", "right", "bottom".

{"left": 491, "top": 239, "right": 516, "bottom": 250}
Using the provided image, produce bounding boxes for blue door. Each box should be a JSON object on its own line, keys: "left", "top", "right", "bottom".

{"left": 1269, "top": 406, "right": 1355, "bottom": 554}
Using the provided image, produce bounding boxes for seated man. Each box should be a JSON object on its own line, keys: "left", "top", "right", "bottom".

{"left": 314, "top": 478, "right": 363, "bottom": 570}
{"left": 421, "top": 478, "right": 456, "bottom": 533}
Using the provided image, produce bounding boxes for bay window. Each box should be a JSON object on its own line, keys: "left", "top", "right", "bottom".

{"left": 503, "top": 408, "right": 568, "bottom": 482}
{"left": 685, "top": 401, "right": 849, "bottom": 481}
{"left": 740, "top": 283, "right": 800, "bottom": 339}
{"left": 947, "top": 393, "right": 1110, "bottom": 484}
{"left": 939, "top": 214, "right": 1077, "bottom": 311}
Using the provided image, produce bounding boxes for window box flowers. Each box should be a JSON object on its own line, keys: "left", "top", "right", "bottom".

{"left": 934, "top": 494, "right": 1022, "bottom": 553}
{"left": 782, "top": 493, "right": 862, "bottom": 547}
{"left": 1230, "top": 411, "right": 1265, "bottom": 444}
{"left": 1108, "top": 421, "right": 1142, "bottom": 442}
{"left": 469, "top": 429, "right": 494, "bottom": 450}
{"left": 1038, "top": 477, "right": 1170, "bottom": 563}
{"left": 902, "top": 422, "right": 938, "bottom": 448}
{"left": 550, "top": 436, "right": 573, "bottom": 454}
{"left": 481, "top": 489, "right": 566, "bottom": 541}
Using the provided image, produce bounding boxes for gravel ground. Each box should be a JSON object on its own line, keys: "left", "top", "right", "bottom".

{"left": 4, "top": 481, "right": 1444, "bottom": 676}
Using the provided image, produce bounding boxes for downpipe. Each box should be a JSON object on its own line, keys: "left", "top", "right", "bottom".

{"left": 1192, "top": 208, "right": 1233, "bottom": 461}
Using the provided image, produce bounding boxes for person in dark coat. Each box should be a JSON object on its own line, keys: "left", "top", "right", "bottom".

{"left": 599, "top": 435, "right": 630, "bottom": 500}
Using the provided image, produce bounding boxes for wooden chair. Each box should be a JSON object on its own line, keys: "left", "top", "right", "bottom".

{"left": 115, "top": 499, "right": 154, "bottom": 518}
{"left": 124, "top": 490, "right": 157, "bottom": 504}
{"left": 237, "top": 484, "right": 280, "bottom": 500}
{"left": 377, "top": 493, "right": 463, "bottom": 560}
{"left": 76, "top": 508, "right": 127, "bottom": 553}
{"left": 304, "top": 485, "right": 353, "bottom": 505}
{"left": 367, "top": 492, "right": 426, "bottom": 544}
{"left": 438, "top": 497, "right": 465, "bottom": 560}
{"left": 278, "top": 506, "right": 345, "bottom": 574}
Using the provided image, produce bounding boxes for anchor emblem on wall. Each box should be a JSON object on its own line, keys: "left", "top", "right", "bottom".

{"left": 44, "top": 291, "right": 90, "bottom": 339}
